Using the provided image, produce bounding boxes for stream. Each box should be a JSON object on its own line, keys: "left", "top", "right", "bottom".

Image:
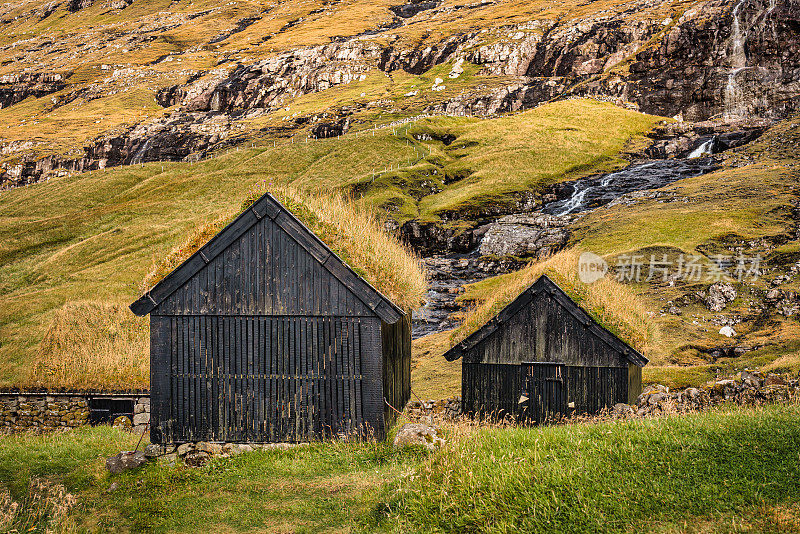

{"left": 411, "top": 157, "right": 720, "bottom": 338}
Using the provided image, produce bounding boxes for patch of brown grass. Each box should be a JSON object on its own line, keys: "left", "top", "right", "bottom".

{"left": 411, "top": 330, "right": 461, "bottom": 400}
{"left": 452, "top": 248, "right": 655, "bottom": 355}
{"left": 30, "top": 301, "right": 149, "bottom": 390}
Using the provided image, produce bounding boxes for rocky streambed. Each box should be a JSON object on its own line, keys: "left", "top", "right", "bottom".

{"left": 411, "top": 156, "right": 721, "bottom": 338}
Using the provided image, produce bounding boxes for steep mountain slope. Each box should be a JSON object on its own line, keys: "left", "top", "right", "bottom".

{"left": 0, "top": 0, "right": 799, "bottom": 393}
{"left": 1, "top": 0, "right": 798, "bottom": 188}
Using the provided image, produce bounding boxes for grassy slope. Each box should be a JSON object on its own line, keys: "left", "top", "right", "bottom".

{"left": 0, "top": 0, "right": 689, "bottom": 162}
{"left": 409, "top": 115, "right": 800, "bottom": 394}
{"left": 0, "top": 404, "right": 798, "bottom": 532}
{"left": 379, "top": 404, "right": 800, "bottom": 533}
{"left": 0, "top": 100, "right": 658, "bottom": 388}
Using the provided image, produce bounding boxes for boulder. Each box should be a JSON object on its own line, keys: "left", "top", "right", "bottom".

{"left": 393, "top": 423, "right": 444, "bottom": 451}
{"left": 706, "top": 282, "right": 736, "bottom": 312}
{"left": 478, "top": 213, "right": 575, "bottom": 259}
{"left": 719, "top": 326, "right": 736, "bottom": 337}
{"left": 183, "top": 451, "right": 210, "bottom": 467}
{"left": 612, "top": 403, "right": 634, "bottom": 416}
{"left": 106, "top": 451, "right": 146, "bottom": 474}
{"left": 176, "top": 442, "right": 195, "bottom": 456}
{"left": 196, "top": 441, "right": 223, "bottom": 455}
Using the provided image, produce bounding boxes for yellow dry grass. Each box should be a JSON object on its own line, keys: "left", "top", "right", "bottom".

{"left": 31, "top": 301, "right": 149, "bottom": 390}
{"left": 143, "top": 183, "right": 428, "bottom": 313}
{"left": 452, "top": 248, "right": 655, "bottom": 355}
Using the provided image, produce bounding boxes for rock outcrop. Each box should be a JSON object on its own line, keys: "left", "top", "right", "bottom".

{"left": 478, "top": 213, "right": 576, "bottom": 258}
{"left": 0, "top": 73, "right": 67, "bottom": 109}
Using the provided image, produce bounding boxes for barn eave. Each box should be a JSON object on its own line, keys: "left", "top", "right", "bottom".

{"left": 443, "top": 274, "right": 648, "bottom": 367}
{"left": 129, "top": 192, "right": 404, "bottom": 324}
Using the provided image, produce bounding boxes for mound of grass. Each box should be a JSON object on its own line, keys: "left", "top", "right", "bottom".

{"left": 376, "top": 404, "right": 800, "bottom": 533}
{"left": 411, "top": 330, "right": 462, "bottom": 400}
{"left": 1, "top": 404, "right": 799, "bottom": 532}
{"left": 143, "top": 184, "right": 428, "bottom": 313}
{"left": 32, "top": 301, "right": 149, "bottom": 390}
{"left": 453, "top": 248, "right": 655, "bottom": 354}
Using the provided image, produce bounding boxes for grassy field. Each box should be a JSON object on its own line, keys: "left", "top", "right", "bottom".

{"left": 0, "top": 100, "right": 659, "bottom": 389}
{"left": 0, "top": 404, "right": 798, "bottom": 532}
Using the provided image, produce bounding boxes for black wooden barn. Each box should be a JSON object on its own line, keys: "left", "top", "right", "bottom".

{"left": 130, "top": 192, "right": 411, "bottom": 444}
{"left": 443, "top": 275, "right": 648, "bottom": 423}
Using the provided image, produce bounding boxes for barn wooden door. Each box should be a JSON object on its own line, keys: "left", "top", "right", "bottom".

{"left": 522, "top": 362, "right": 566, "bottom": 425}
{"left": 163, "top": 315, "right": 366, "bottom": 443}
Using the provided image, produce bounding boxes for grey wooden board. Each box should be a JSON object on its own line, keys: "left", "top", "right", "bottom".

{"left": 131, "top": 192, "right": 403, "bottom": 324}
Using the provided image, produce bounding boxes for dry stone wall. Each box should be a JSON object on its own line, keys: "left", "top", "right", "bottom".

{"left": 0, "top": 394, "right": 89, "bottom": 434}
{"left": 0, "top": 393, "right": 150, "bottom": 434}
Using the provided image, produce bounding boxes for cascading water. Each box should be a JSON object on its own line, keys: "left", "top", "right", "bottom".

{"left": 688, "top": 136, "right": 718, "bottom": 159}
{"left": 724, "top": 0, "right": 750, "bottom": 120}
{"left": 412, "top": 157, "right": 720, "bottom": 337}
{"left": 541, "top": 159, "right": 718, "bottom": 216}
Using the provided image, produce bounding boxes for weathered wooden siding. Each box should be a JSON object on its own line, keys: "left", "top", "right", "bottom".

{"left": 460, "top": 282, "right": 635, "bottom": 423}
{"left": 628, "top": 363, "right": 642, "bottom": 404}
{"left": 151, "top": 314, "right": 385, "bottom": 443}
{"left": 462, "top": 362, "right": 524, "bottom": 419}
{"left": 563, "top": 365, "right": 628, "bottom": 414}
{"left": 381, "top": 315, "right": 412, "bottom": 430}
{"left": 154, "top": 215, "right": 372, "bottom": 317}
{"left": 466, "top": 290, "right": 627, "bottom": 368}
{"left": 462, "top": 363, "right": 628, "bottom": 422}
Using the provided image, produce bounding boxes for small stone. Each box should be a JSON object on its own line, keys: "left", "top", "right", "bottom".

{"left": 613, "top": 403, "right": 634, "bottom": 416}
{"left": 685, "top": 387, "right": 701, "bottom": 400}
{"left": 106, "top": 451, "right": 146, "bottom": 474}
{"left": 107, "top": 482, "right": 119, "bottom": 493}
{"left": 719, "top": 326, "right": 736, "bottom": 337}
{"left": 393, "top": 423, "right": 444, "bottom": 451}
{"left": 176, "top": 443, "right": 195, "bottom": 456}
{"left": 132, "top": 413, "right": 149, "bottom": 425}
{"left": 144, "top": 443, "right": 175, "bottom": 458}
{"left": 196, "top": 441, "right": 223, "bottom": 455}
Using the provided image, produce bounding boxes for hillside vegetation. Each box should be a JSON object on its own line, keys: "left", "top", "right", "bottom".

{"left": 0, "top": 404, "right": 798, "bottom": 532}
{"left": 0, "top": 0, "right": 684, "bottom": 167}
{"left": 0, "top": 100, "right": 658, "bottom": 388}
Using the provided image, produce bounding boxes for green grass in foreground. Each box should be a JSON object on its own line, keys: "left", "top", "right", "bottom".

{"left": 377, "top": 404, "right": 800, "bottom": 533}
{"left": 0, "top": 404, "right": 799, "bottom": 532}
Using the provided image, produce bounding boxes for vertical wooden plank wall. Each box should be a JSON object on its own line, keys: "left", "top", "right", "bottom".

{"left": 381, "top": 315, "right": 412, "bottom": 432}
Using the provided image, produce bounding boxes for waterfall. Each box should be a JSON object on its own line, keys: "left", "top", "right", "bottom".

{"left": 688, "top": 137, "right": 717, "bottom": 159}
{"left": 724, "top": 0, "right": 750, "bottom": 120}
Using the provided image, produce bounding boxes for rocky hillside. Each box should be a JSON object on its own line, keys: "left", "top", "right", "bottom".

{"left": 1, "top": 0, "right": 800, "bottom": 391}
{"left": 1, "top": 0, "right": 798, "bottom": 188}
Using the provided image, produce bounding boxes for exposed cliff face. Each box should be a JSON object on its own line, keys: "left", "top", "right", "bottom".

{"left": 2, "top": 0, "right": 799, "bottom": 188}
{"left": 172, "top": 0, "right": 800, "bottom": 120}
{"left": 0, "top": 72, "right": 67, "bottom": 109}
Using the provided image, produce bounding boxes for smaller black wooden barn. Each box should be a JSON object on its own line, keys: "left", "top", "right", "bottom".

{"left": 130, "top": 192, "right": 411, "bottom": 444}
{"left": 443, "top": 275, "right": 648, "bottom": 423}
